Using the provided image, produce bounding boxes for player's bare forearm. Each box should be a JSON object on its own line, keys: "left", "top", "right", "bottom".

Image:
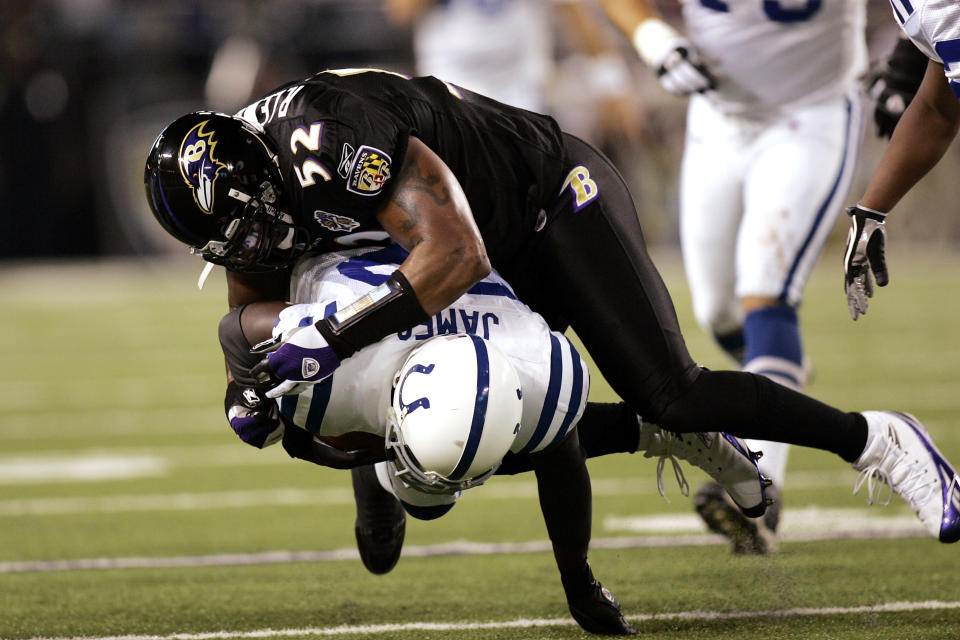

{"left": 598, "top": 0, "right": 662, "bottom": 36}
{"left": 861, "top": 61, "right": 960, "bottom": 212}
{"left": 378, "top": 136, "right": 490, "bottom": 315}
{"left": 238, "top": 301, "right": 290, "bottom": 345}
{"left": 224, "top": 270, "right": 290, "bottom": 383}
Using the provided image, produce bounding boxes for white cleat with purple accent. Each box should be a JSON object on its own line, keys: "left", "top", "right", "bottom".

{"left": 637, "top": 420, "right": 769, "bottom": 518}
{"left": 854, "top": 411, "right": 960, "bottom": 543}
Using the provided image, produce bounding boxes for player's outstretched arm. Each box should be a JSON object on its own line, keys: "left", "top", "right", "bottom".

{"left": 598, "top": 0, "right": 714, "bottom": 96}
{"left": 860, "top": 60, "right": 960, "bottom": 213}
{"left": 843, "top": 60, "right": 960, "bottom": 320}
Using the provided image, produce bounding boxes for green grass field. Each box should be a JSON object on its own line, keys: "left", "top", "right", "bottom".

{"left": 1, "top": 244, "right": 959, "bottom": 639}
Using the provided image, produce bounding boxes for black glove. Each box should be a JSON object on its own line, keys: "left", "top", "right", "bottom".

{"left": 869, "top": 36, "right": 928, "bottom": 138}
{"left": 843, "top": 205, "right": 889, "bottom": 320}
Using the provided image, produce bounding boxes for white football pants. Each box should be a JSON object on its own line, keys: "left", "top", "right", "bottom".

{"left": 679, "top": 91, "right": 864, "bottom": 337}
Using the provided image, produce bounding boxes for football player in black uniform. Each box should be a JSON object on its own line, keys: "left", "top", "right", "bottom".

{"left": 145, "top": 68, "right": 960, "bottom": 634}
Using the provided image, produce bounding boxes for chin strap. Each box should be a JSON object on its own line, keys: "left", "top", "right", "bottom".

{"left": 197, "top": 261, "right": 216, "bottom": 290}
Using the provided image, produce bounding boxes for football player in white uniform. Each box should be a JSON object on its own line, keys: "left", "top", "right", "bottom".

{"left": 219, "top": 244, "right": 767, "bottom": 636}
{"left": 599, "top": 0, "right": 868, "bottom": 553}
{"left": 843, "top": 0, "right": 960, "bottom": 319}
{"left": 383, "top": 0, "right": 553, "bottom": 112}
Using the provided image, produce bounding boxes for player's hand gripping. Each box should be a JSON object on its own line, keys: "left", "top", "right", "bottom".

{"left": 224, "top": 380, "right": 282, "bottom": 447}
{"left": 656, "top": 43, "right": 715, "bottom": 95}
{"left": 250, "top": 322, "right": 341, "bottom": 399}
{"left": 632, "top": 18, "right": 715, "bottom": 96}
{"left": 843, "top": 205, "right": 889, "bottom": 320}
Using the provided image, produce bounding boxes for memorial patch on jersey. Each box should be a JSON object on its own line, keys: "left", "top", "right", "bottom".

{"left": 178, "top": 120, "right": 225, "bottom": 214}
{"left": 314, "top": 210, "right": 360, "bottom": 233}
{"left": 560, "top": 165, "right": 599, "bottom": 212}
{"left": 347, "top": 145, "right": 392, "bottom": 196}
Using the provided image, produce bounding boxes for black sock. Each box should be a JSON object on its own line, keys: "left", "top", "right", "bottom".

{"left": 657, "top": 368, "right": 869, "bottom": 462}
{"left": 577, "top": 402, "right": 640, "bottom": 458}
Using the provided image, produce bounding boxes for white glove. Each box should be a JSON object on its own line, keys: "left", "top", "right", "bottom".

{"left": 843, "top": 205, "right": 889, "bottom": 320}
{"left": 250, "top": 322, "right": 341, "bottom": 399}
{"left": 632, "top": 18, "right": 715, "bottom": 96}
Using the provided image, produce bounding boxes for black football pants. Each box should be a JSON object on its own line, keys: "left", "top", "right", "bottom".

{"left": 507, "top": 133, "right": 866, "bottom": 463}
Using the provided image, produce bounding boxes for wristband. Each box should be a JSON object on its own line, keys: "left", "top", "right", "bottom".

{"left": 316, "top": 270, "right": 429, "bottom": 359}
{"left": 632, "top": 17, "right": 682, "bottom": 68}
{"left": 850, "top": 204, "right": 888, "bottom": 220}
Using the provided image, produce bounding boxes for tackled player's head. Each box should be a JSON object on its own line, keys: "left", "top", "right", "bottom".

{"left": 386, "top": 334, "right": 523, "bottom": 495}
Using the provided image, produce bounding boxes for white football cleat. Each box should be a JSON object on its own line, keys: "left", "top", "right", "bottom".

{"left": 853, "top": 411, "right": 960, "bottom": 543}
{"left": 637, "top": 420, "right": 769, "bottom": 517}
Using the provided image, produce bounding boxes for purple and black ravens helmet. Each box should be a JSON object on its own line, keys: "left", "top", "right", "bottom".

{"left": 144, "top": 111, "right": 307, "bottom": 272}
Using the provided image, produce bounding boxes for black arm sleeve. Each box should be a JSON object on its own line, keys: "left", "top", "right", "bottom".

{"left": 282, "top": 426, "right": 388, "bottom": 469}
{"left": 316, "top": 269, "right": 429, "bottom": 359}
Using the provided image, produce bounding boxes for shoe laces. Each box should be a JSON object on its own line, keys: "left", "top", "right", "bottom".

{"left": 647, "top": 432, "right": 690, "bottom": 501}
{"left": 854, "top": 423, "right": 937, "bottom": 509}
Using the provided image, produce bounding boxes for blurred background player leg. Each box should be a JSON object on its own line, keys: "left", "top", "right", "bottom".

{"left": 383, "top": 0, "right": 552, "bottom": 112}
{"left": 681, "top": 92, "right": 864, "bottom": 553}
{"left": 599, "top": 0, "right": 868, "bottom": 554}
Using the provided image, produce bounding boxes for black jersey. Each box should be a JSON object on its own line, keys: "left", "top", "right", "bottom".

{"left": 234, "top": 69, "right": 566, "bottom": 269}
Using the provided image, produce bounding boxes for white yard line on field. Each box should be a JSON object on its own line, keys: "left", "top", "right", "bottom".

{"left": 0, "top": 469, "right": 857, "bottom": 507}
{"left": 16, "top": 600, "right": 960, "bottom": 640}
{"left": 605, "top": 505, "right": 925, "bottom": 536}
{"left": 0, "top": 478, "right": 652, "bottom": 514}
{"left": 0, "top": 523, "right": 926, "bottom": 575}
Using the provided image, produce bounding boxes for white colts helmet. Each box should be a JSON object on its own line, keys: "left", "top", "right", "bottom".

{"left": 386, "top": 334, "right": 523, "bottom": 494}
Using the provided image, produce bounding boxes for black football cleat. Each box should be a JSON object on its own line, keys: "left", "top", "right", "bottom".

{"left": 351, "top": 465, "right": 406, "bottom": 575}
{"left": 694, "top": 481, "right": 780, "bottom": 554}
{"left": 561, "top": 562, "right": 637, "bottom": 635}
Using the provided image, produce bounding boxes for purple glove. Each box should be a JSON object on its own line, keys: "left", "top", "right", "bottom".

{"left": 224, "top": 381, "right": 283, "bottom": 448}
{"left": 250, "top": 323, "right": 341, "bottom": 399}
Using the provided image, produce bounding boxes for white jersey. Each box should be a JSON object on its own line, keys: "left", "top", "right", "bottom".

{"left": 413, "top": 0, "right": 553, "bottom": 111}
{"left": 681, "top": 0, "right": 867, "bottom": 117}
{"left": 889, "top": 0, "right": 960, "bottom": 98}
{"left": 272, "top": 245, "right": 589, "bottom": 457}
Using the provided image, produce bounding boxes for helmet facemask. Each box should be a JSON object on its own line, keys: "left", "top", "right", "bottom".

{"left": 385, "top": 409, "right": 499, "bottom": 495}
{"left": 194, "top": 181, "right": 308, "bottom": 272}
